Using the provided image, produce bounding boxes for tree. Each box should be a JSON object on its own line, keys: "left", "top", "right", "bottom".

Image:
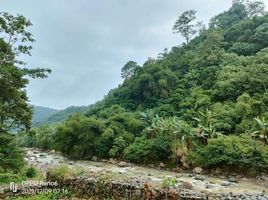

{"left": 0, "top": 12, "right": 50, "bottom": 173}
{"left": 246, "top": 0, "right": 266, "bottom": 17}
{"left": 0, "top": 12, "right": 51, "bottom": 133}
{"left": 193, "top": 109, "right": 222, "bottom": 145}
{"left": 252, "top": 116, "right": 268, "bottom": 144}
{"left": 121, "top": 61, "right": 139, "bottom": 80}
{"left": 173, "top": 10, "right": 197, "bottom": 44}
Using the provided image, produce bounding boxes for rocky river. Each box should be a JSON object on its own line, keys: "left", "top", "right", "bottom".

{"left": 23, "top": 148, "right": 268, "bottom": 197}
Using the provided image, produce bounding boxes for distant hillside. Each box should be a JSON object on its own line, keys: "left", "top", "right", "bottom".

{"left": 32, "top": 105, "right": 59, "bottom": 127}
{"left": 32, "top": 105, "right": 89, "bottom": 126}
{"left": 45, "top": 106, "right": 89, "bottom": 124}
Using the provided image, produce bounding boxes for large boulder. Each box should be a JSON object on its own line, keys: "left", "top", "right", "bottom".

{"left": 159, "top": 162, "right": 165, "bottom": 168}
{"left": 118, "top": 161, "right": 127, "bottom": 167}
{"left": 193, "top": 167, "right": 203, "bottom": 174}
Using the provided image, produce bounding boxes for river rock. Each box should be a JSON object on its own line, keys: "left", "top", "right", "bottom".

{"left": 49, "top": 150, "right": 55, "bottom": 154}
{"left": 92, "top": 156, "right": 98, "bottom": 161}
{"left": 118, "top": 161, "right": 127, "bottom": 167}
{"left": 228, "top": 177, "right": 238, "bottom": 183}
{"left": 193, "top": 167, "right": 203, "bottom": 174}
{"left": 261, "top": 176, "right": 268, "bottom": 181}
{"left": 194, "top": 175, "right": 205, "bottom": 181}
{"left": 109, "top": 158, "right": 117, "bottom": 164}
{"left": 159, "top": 162, "right": 165, "bottom": 168}
{"left": 179, "top": 181, "right": 194, "bottom": 190}
{"left": 101, "top": 159, "right": 108, "bottom": 163}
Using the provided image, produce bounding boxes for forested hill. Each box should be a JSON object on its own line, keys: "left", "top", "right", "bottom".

{"left": 22, "top": 1, "right": 268, "bottom": 174}
{"left": 87, "top": 2, "right": 268, "bottom": 119}
{"left": 32, "top": 105, "right": 89, "bottom": 126}
{"left": 32, "top": 105, "right": 59, "bottom": 126}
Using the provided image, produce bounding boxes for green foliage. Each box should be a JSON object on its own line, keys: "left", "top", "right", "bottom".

{"left": 55, "top": 113, "right": 104, "bottom": 159}
{"left": 190, "top": 135, "right": 268, "bottom": 173}
{"left": 121, "top": 61, "right": 140, "bottom": 80}
{"left": 32, "top": 105, "right": 59, "bottom": 127}
{"left": 124, "top": 116, "right": 193, "bottom": 164}
{"left": 0, "top": 133, "right": 25, "bottom": 173}
{"left": 25, "top": 166, "right": 38, "bottom": 178}
{"left": 193, "top": 109, "right": 222, "bottom": 145}
{"left": 124, "top": 136, "right": 155, "bottom": 163}
{"left": 252, "top": 116, "right": 268, "bottom": 144}
{"left": 0, "top": 172, "right": 24, "bottom": 184}
{"left": 173, "top": 10, "right": 197, "bottom": 43}
{"left": 54, "top": 106, "right": 144, "bottom": 160}
{"left": 48, "top": 165, "right": 85, "bottom": 180}
{"left": 0, "top": 12, "right": 50, "bottom": 133}
{"left": 27, "top": 1, "right": 268, "bottom": 175}
{"left": 161, "top": 176, "right": 177, "bottom": 188}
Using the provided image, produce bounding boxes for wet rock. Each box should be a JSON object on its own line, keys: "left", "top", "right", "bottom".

{"left": 49, "top": 150, "right": 55, "bottom": 154}
{"left": 159, "top": 162, "right": 165, "bottom": 168}
{"left": 178, "top": 181, "right": 194, "bottom": 190}
{"left": 235, "top": 175, "right": 243, "bottom": 182}
{"left": 92, "top": 156, "right": 98, "bottom": 161}
{"left": 147, "top": 173, "right": 152, "bottom": 176}
{"left": 109, "top": 158, "right": 117, "bottom": 164}
{"left": 228, "top": 177, "right": 238, "bottom": 183}
{"left": 221, "top": 182, "right": 231, "bottom": 187}
{"left": 118, "top": 161, "right": 127, "bottom": 167}
{"left": 194, "top": 175, "right": 205, "bottom": 181}
{"left": 205, "top": 184, "right": 214, "bottom": 189}
{"left": 193, "top": 167, "right": 203, "bottom": 174}
{"left": 101, "top": 159, "right": 108, "bottom": 163}
{"left": 261, "top": 176, "right": 268, "bottom": 181}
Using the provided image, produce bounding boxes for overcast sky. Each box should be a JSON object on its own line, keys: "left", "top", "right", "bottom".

{"left": 1, "top": 0, "right": 266, "bottom": 109}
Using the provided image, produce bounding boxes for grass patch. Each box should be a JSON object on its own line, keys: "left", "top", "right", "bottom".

{"left": 48, "top": 165, "right": 85, "bottom": 179}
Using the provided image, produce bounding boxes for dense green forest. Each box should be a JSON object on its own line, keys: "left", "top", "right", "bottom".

{"left": 1, "top": 0, "right": 268, "bottom": 180}
{"left": 21, "top": 0, "right": 268, "bottom": 174}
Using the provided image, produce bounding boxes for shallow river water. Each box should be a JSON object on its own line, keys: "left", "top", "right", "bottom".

{"left": 24, "top": 148, "right": 268, "bottom": 195}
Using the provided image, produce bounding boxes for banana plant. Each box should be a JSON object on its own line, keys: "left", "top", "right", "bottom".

{"left": 252, "top": 116, "right": 268, "bottom": 145}
{"left": 193, "top": 109, "right": 222, "bottom": 145}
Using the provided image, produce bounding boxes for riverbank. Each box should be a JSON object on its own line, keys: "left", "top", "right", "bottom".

{"left": 24, "top": 148, "right": 268, "bottom": 195}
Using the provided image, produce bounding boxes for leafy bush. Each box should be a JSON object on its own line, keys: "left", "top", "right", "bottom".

{"left": 124, "top": 136, "right": 156, "bottom": 163}
{"left": 0, "top": 133, "right": 25, "bottom": 173}
{"left": 161, "top": 176, "right": 177, "bottom": 188}
{"left": 25, "top": 166, "right": 38, "bottom": 178}
{"left": 124, "top": 117, "right": 194, "bottom": 163}
{"left": 190, "top": 135, "right": 268, "bottom": 173}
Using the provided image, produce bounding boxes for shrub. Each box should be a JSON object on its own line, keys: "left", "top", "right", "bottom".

{"left": 190, "top": 135, "right": 268, "bottom": 174}
{"left": 161, "top": 176, "right": 177, "bottom": 188}
{"left": 25, "top": 166, "right": 38, "bottom": 178}
{"left": 0, "top": 133, "right": 25, "bottom": 173}
{"left": 124, "top": 136, "right": 156, "bottom": 163}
